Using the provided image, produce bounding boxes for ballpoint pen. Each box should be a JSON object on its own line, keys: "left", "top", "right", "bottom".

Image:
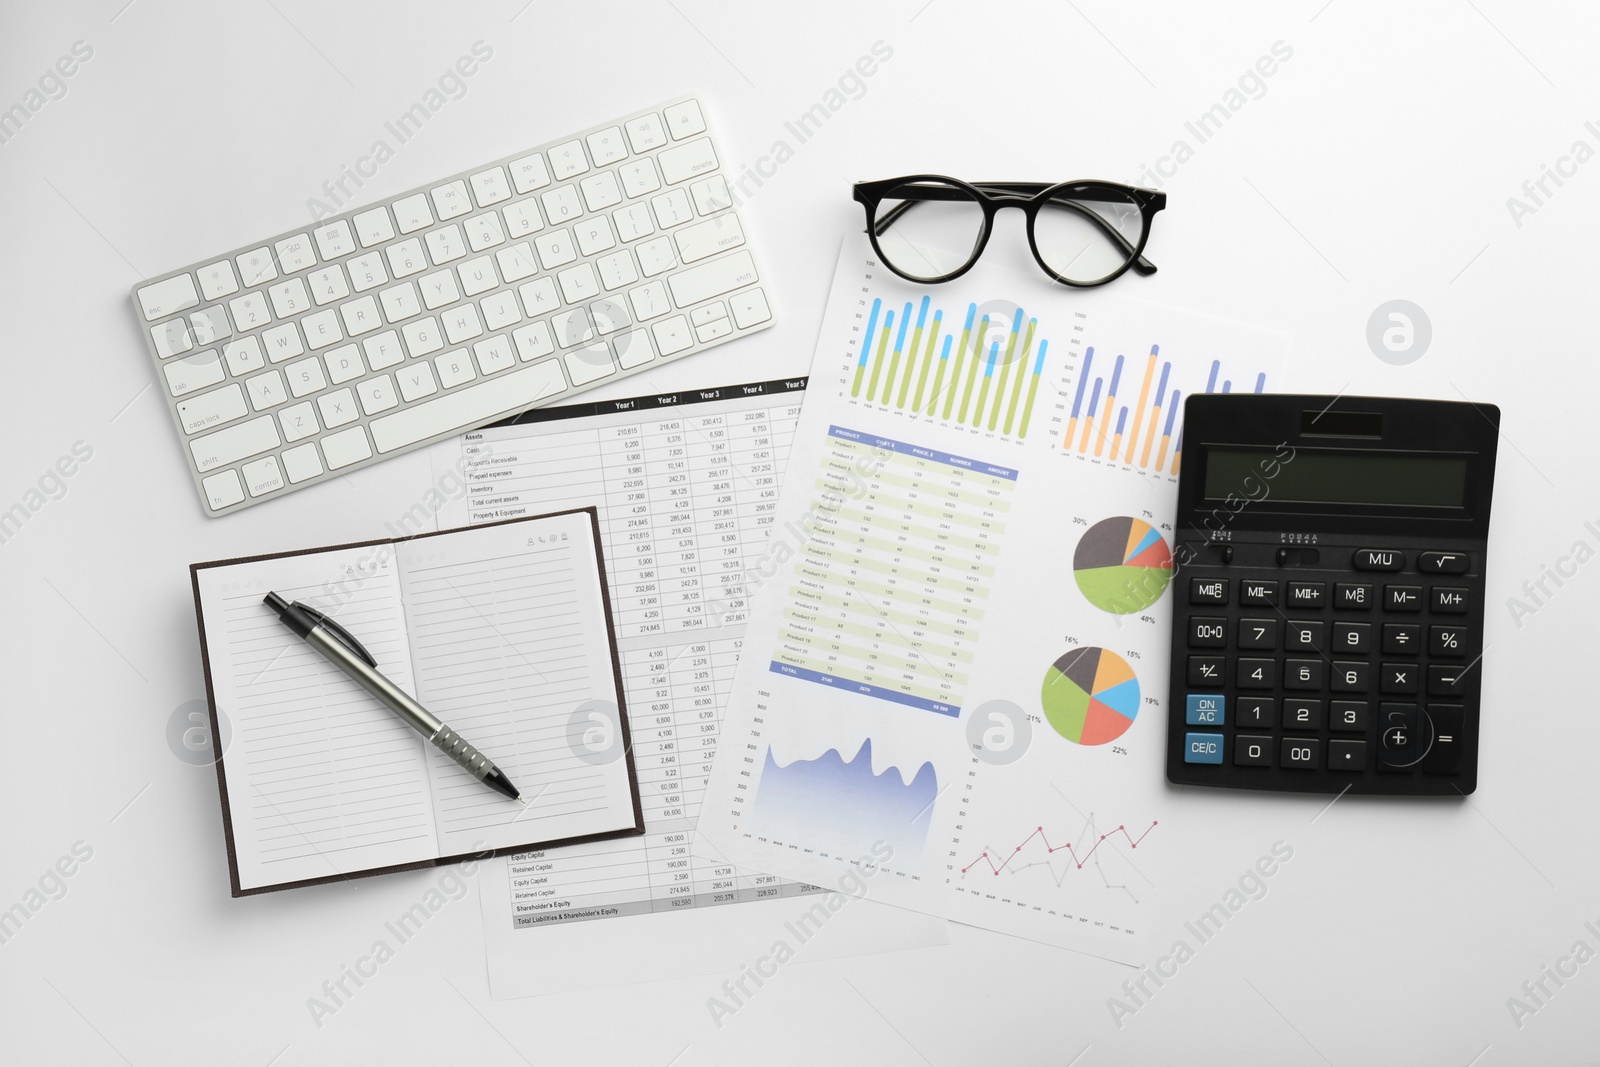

{"left": 263, "top": 592, "right": 524, "bottom": 803}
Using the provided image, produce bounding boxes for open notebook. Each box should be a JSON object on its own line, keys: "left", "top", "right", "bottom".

{"left": 191, "top": 508, "right": 643, "bottom": 895}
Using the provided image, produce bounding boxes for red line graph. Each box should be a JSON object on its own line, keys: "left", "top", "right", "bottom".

{"left": 960, "top": 821, "right": 1158, "bottom": 877}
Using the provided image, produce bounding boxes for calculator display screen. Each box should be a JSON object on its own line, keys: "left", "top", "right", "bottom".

{"left": 1204, "top": 447, "right": 1469, "bottom": 508}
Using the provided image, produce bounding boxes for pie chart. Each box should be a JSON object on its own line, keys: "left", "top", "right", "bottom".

{"left": 1040, "top": 647, "right": 1141, "bottom": 746}
{"left": 1073, "top": 516, "right": 1173, "bottom": 614}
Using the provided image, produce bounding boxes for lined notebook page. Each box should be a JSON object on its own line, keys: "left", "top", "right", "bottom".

{"left": 194, "top": 547, "right": 437, "bottom": 891}
{"left": 395, "top": 511, "right": 636, "bottom": 857}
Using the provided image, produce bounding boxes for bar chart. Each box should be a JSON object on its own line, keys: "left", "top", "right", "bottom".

{"left": 849, "top": 296, "right": 1050, "bottom": 440}
{"left": 1062, "top": 345, "right": 1270, "bottom": 475}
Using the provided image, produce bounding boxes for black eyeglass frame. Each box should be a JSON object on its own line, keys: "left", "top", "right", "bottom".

{"left": 853, "top": 175, "right": 1167, "bottom": 287}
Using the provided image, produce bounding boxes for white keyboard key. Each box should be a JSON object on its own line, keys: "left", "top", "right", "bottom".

{"left": 509, "top": 153, "right": 551, "bottom": 194}
{"left": 616, "top": 327, "right": 655, "bottom": 369}
{"left": 228, "top": 291, "right": 270, "bottom": 332}
{"left": 262, "top": 322, "right": 305, "bottom": 362}
{"left": 664, "top": 99, "right": 706, "bottom": 140}
{"left": 434, "top": 350, "right": 476, "bottom": 389}
{"left": 340, "top": 295, "right": 383, "bottom": 336}
{"left": 286, "top": 356, "right": 329, "bottom": 398}
{"left": 347, "top": 252, "right": 388, "bottom": 291}
{"left": 138, "top": 274, "right": 199, "bottom": 320}
{"left": 619, "top": 159, "right": 662, "bottom": 200}
{"left": 575, "top": 217, "right": 616, "bottom": 257}
{"left": 730, "top": 287, "right": 771, "bottom": 329}
{"left": 613, "top": 202, "right": 655, "bottom": 243}
{"left": 301, "top": 309, "right": 343, "bottom": 350}
{"left": 473, "top": 335, "right": 515, "bottom": 376}
{"left": 393, "top": 193, "right": 433, "bottom": 234}
{"left": 580, "top": 171, "right": 623, "bottom": 212}
{"left": 464, "top": 212, "right": 506, "bottom": 252}
{"left": 675, "top": 214, "right": 745, "bottom": 263}
{"left": 628, "top": 280, "right": 671, "bottom": 321}
{"left": 512, "top": 321, "right": 555, "bottom": 362}
{"left": 308, "top": 265, "right": 350, "bottom": 305}
{"left": 386, "top": 238, "right": 427, "bottom": 278}
{"left": 597, "top": 250, "right": 638, "bottom": 290}
{"left": 324, "top": 344, "right": 365, "bottom": 384}
{"left": 625, "top": 113, "right": 667, "bottom": 153}
{"left": 590, "top": 297, "right": 630, "bottom": 335}
{"left": 552, "top": 307, "right": 594, "bottom": 347}
{"left": 317, "top": 387, "right": 359, "bottom": 428}
{"left": 497, "top": 242, "right": 538, "bottom": 282}
{"left": 397, "top": 361, "right": 438, "bottom": 402}
{"left": 223, "top": 336, "right": 265, "bottom": 377}
{"left": 370, "top": 363, "right": 567, "bottom": 453}
{"left": 659, "top": 137, "right": 717, "bottom": 185}
{"left": 518, "top": 277, "right": 561, "bottom": 316}
{"left": 668, "top": 250, "right": 757, "bottom": 307}
{"left": 274, "top": 233, "right": 317, "bottom": 274}
{"left": 314, "top": 221, "right": 356, "bottom": 260}
{"left": 379, "top": 282, "right": 421, "bottom": 323}
{"left": 286, "top": 356, "right": 328, "bottom": 397}
{"left": 197, "top": 261, "right": 239, "bottom": 302}
{"left": 164, "top": 350, "right": 224, "bottom": 396}
{"left": 690, "top": 175, "right": 732, "bottom": 215}
{"left": 321, "top": 425, "right": 373, "bottom": 469}
{"left": 403, "top": 317, "right": 444, "bottom": 357}
{"left": 242, "top": 455, "right": 286, "bottom": 497}
{"left": 358, "top": 374, "right": 399, "bottom": 415}
{"left": 565, "top": 342, "right": 616, "bottom": 386}
{"left": 152, "top": 318, "right": 193, "bottom": 358}
{"left": 443, "top": 303, "right": 483, "bottom": 344}
{"left": 652, "top": 314, "right": 692, "bottom": 356}
{"left": 189, "top": 306, "right": 232, "bottom": 344}
{"left": 651, "top": 188, "right": 695, "bottom": 228}
{"left": 354, "top": 206, "right": 395, "bottom": 247}
{"left": 541, "top": 185, "right": 583, "bottom": 224}
{"left": 691, "top": 302, "right": 727, "bottom": 327}
{"left": 534, "top": 229, "right": 577, "bottom": 270}
{"left": 480, "top": 291, "right": 521, "bottom": 331}
{"left": 245, "top": 369, "right": 288, "bottom": 410}
{"left": 419, "top": 269, "right": 461, "bottom": 310}
{"left": 502, "top": 201, "right": 544, "bottom": 239}
{"left": 282, "top": 443, "right": 323, "bottom": 483}
{"left": 425, "top": 224, "right": 467, "bottom": 265}
{"left": 202, "top": 469, "right": 245, "bottom": 510}
{"left": 364, "top": 330, "right": 405, "bottom": 370}
{"left": 548, "top": 139, "right": 589, "bottom": 180}
{"left": 636, "top": 236, "right": 678, "bottom": 277}
{"left": 268, "top": 278, "right": 310, "bottom": 318}
{"left": 178, "top": 383, "right": 248, "bottom": 434}
{"left": 431, "top": 180, "right": 472, "bottom": 221}
{"left": 190, "top": 415, "right": 278, "bottom": 472}
{"left": 470, "top": 166, "right": 512, "bottom": 207}
{"left": 279, "top": 401, "right": 319, "bottom": 442}
{"left": 586, "top": 126, "right": 628, "bottom": 167}
{"left": 696, "top": 317, "right": 733, "bottom": 343}
{"left": 458, "top": 256, "right": 499, "bottom": 297}
{"left": 236, "top": 248, "right": 278, "bottom": 287}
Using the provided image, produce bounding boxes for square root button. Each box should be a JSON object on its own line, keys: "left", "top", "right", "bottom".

{"left": 1186, "top": 694, "right": 1226, "bottom": 726}
{"left": 1185, "top": 732, "right": 1225, "bottom": 764}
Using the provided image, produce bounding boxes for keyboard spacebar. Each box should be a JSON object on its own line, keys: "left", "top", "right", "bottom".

{"left": 369, "top": 363, "right": 568, "bottom": 453}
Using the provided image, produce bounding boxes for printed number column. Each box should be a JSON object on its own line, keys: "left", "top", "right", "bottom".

{"left": 647, "top": 417, "right": 704, "bottom": 635}
{"left": 599, "top": 423, "right": 663, "bottom": 639}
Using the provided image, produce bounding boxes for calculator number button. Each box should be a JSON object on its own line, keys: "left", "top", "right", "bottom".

{"left": 1331, "top": 661, "right": 1371, "bottom": 692}
{"left": 1385, "top": 585, "right": 1423, "bottom": 611}
{"left": 1280, "top": 738, "right": 1321, "bottom": 770}
{"left": 1285, "top": 620, "right": 1324, "bottom": 652}
{"left": 1281, "top": 698, "right": 1323, "bottom": 730}
{"left": 1184, "top": 733, "right": 1225, "bottom": 764}
{"left": 1432, "top": 587, "right": 1470, "bottom": 613}
{"left": 1239, "top": 580, "right": 1278, "bottom": 606}
{"left": 1188, "top": 617, "right": 1228, "bottom": 648}
{"left": 1190, "top": 577, "right": 1228, "bottom": 604}
{"left": 1188, "top": 656, "right": 1226, "bottom": 686}
{"left": 1352, "top": 549, "right": 1406, "bottom": 571}
{"left": 1328, "top": 739, "right": 1367, "bottom": 771}
{"left": 1330, "top": 700, "right": 1369, "bottom": 732}
{"left": 1236, "top": 618, "right": 1278, "bottom": 650}
{"left": 1430, "top": 625, "right": 1468, "bottom": 657}
{"left": 1237, "top": 658, "right": 1276, "bottom": 689}
{"left": 1286, "top": 582, "right": 1326, "bottom": 608}
{"left": 1381, "top": 663, "right": 1420, "bottom": 694}
{"left": 1284, "top": 659, "right": 1325, "bottom": 690}
{"left": 1234, "top": 735, "right": 1273, "bottom": 766}
{"left": 1420, "top": 551, "right": 1470, "bottom": 574}
{"left": 1335, "top": 583, "right": 1372, "bottom": 610}
{"left": 1236, "top": 697, "right": 1275, "bottom": 728}
{"left": 1382, "top": 624, "right": 1420, "bottom": 655}
{"left": 1332, "top": 622, "right": 1371, "bottom": 654}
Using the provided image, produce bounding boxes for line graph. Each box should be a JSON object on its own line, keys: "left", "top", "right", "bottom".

{"left": 960, "top": 818, "right": 1158, "bottom": 884}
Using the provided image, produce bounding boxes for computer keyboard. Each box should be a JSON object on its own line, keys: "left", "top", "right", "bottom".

{"left": 133, "top": 95, "right": 773, "bottom": 516}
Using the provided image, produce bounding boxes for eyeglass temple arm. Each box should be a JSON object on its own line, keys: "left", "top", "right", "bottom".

{"left": 869, "top": 184, "right": 1158, "bottom": 276}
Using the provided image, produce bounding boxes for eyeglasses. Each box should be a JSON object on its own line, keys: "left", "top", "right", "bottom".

{"left": 853, "top": 176, "right": 1166, "bottom": 287}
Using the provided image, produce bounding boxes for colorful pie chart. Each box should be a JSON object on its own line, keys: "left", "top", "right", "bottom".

{"left": 1041, "top": 646, "right": 1141, "bottom": 746}
{"left": 1073, "top": 516, "right": 1173, "bottom": 614}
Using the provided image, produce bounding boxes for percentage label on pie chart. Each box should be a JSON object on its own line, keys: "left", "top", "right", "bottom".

{"left": 1073, "top": 516, "right": 1173, "bottom": 614}
{"left": 1041, "top": 647, "right": 1141, "bottom": 746}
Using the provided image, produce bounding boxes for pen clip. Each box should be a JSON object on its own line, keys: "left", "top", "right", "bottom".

{"left": 292, "top": 601, "right": 378, "bottom": 668}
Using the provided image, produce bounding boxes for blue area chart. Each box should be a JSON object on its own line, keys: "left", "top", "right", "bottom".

{"left": 751, "top": 739, "right": 936, "bottom": 867}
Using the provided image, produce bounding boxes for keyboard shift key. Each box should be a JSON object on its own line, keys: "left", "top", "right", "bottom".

{"left": 189, "top": 414, "right": 279, "bottom": 472}
{"left": 667, "top": 250, "right": 757, "bottom": 308}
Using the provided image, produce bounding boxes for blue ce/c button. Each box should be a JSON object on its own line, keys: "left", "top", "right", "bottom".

{"left": 1185, "top": 732, "right": 1225, "bottom": 764}
{"left": 1186, "top": 694, "right": 1226, "bottom": 726}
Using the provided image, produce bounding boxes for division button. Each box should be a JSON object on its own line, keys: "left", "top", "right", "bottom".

{"left": 1353, "top": 549, "right": 1405, "bottom": 571}
{"left": 1382, "top": 623, "right": 1421, "bottom": 655}
{"left": 1420, "top": 551, "right": 1470, "bottom": 574}
{"left": 1234, "top": 735, "right": 1273, "bottom": 766}
{"left": 1189, "top": 576, "right": 1228, "bottom": 604}
{"left": 1280, "top": 737, "right": 1321, "bottom": 769}
{"left": 1184, "top": 732, "right": 1225, "bottom": 764}
{"left": 1328, "top": 739, "right": 1367, "bottom": 771}
{"left": 1185, "top": 694, "right": 1226, "bottom": 726}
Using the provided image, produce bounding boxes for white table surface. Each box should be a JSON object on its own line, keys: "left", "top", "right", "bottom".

{"left": 4, "top": 1, "right": 1599, "bottom": 1063}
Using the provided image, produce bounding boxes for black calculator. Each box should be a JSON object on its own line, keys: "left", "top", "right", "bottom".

{"left": 1165, "top": 394, "right": 1499, "bottom": 795}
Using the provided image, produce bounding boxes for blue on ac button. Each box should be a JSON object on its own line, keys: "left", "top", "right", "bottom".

{"left": 1186, "top": 694, "right": 1226, "bottom": 726}
{"left": 1185, "top": 732, "right": 1225, "bottom": 764}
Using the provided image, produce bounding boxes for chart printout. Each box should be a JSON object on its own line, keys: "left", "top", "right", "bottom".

{"left": 431, "top": 378, "right": 947, "bottom": 997}
{"left": 696, "top": 239, "right": 1290, "bottom": 960}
